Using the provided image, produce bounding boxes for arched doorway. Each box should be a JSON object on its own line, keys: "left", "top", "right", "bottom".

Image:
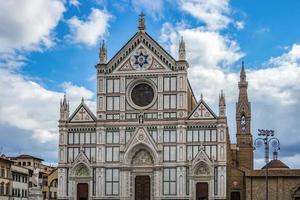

{"left": 77, "top": 183, "right": 88, "bottom": 200}
{"left": 71, "top": 162, "right": 91, "bottom": 200}
{"left": 131, "top": 149, "right": 154, "bottom": 200}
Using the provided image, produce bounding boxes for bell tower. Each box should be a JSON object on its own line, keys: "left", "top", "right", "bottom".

{"left": 236, "top": 62, "right": 253, "bottom": 169}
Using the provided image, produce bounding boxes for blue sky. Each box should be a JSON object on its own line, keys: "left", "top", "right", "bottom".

{"left": 1, "top": 0, "right": 300, "bottom": 168}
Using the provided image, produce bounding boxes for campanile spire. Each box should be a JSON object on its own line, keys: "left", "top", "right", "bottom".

{"left": 236, "top": 61, "right": 253, "bottom": 169}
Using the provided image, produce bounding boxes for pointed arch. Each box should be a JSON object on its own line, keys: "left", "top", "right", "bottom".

{"left": 71, "top": 162, "right": 91, "bottom": 178}
{"left": 124, "top": 143, "right": 158, "bottom": 165}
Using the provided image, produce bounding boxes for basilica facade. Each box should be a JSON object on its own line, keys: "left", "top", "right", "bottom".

{"left": 57, "top": 15, "right": 230, "bottom": 200}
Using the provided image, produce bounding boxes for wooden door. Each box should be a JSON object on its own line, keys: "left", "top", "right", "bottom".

{"left": 196, "top": 182, "right": 208, "bottom": 200}
{"left": 231, "top": 191, "right": 241, "bottom": 200}
{"left": 77, "top": 183, "right": 88, "bottom": 200}
{"left": 135, "top": 176, "right": 150, "bottom": 200}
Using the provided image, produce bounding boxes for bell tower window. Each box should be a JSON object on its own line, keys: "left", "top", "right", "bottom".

{"left": 241, "top": 114, "right": 246, "bottom": 132}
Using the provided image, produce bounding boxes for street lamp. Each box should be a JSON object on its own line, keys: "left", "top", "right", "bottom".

{"left": 254, "top": 129, "right": 280, "bottom": 200}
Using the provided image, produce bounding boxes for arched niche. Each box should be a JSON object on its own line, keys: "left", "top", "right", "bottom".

{"left": 131, "top": 149, "right": 154, "bottom": 166}
{"left": 124, "top": 143, "right": 158, "bottom": 165}
{"left": 193, "top": 161, "right": 212, "bottom": 176}
{"left": 72, "top": 163, "right": 91, "bottom": 178}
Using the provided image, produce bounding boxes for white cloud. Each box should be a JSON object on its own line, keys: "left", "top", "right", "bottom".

{"left": 0, "top": 69, "right": 95, "bottom": 143}
{"left": 179, "top": 0, "right": 231, "bottom": 30}
{"left": 69, "top": 0, "right": 81, "bottom": 8}
{"left": 0, "top": 0, "right": 65, "bottom": 69}
{"left": 235, "top": 21, "right": 245, "bottom": 30}
{"left": 67, "top": 8, "right": 112, "bottom": 46}
{"left": 131, "top": 0, "right": 164, "bottom": 19}
{"left": 0, "top": 0, "right": 65, "bottom": 53}
{"left": 160, "top": 22, "right": 243, "bottom": 76}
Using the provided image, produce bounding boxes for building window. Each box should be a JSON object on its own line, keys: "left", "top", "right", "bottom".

{"left": 163, "top": 112, "right": 177, "bottom": 119}
{"left": 105, "top": 169, "right": 119, "bottom": 195}
{"left": 106, "top": 131, "right": 119, "bottom": 144}
{"left": 163, "top": 94, "right": 176, "bottom": 109}
{"left": 163, "top": 129, "right": 176, "bottom": 143}
{"left": 187, "top": 145, "right": 217, "bottom": 161}
{"left": 214, "top": 167, "right": 218, "bottom": 195}
{"left": 148, "top": 128, "right": 158, "bottom": 143}
{"left": 0, "top": 168, "right": 4, "bottom": 177}
{"left": 106, "top": 96, "right": 120, "bottom": 111}
{"left": 186, "top": 167, "right": 189, "bottom": 195}
{"left": 163, "top": 168, "right": 176, "bottom": 195}
{"left": 0, "top": 182, "right": 4, "bottom": 195}
{"left": 107, "top": 79, "right": 120, "bottom": 93}
{"left": 163, "top": 146, "right": 176, "bottom": 161}
{"left": 83, "top": 147, "right": 96, "bottom": 162}
{"left": 164, "top": 77, "right": 177, "bottom": 91}
{"left": 187, "top": 129, "right": 217, "bottom": 142}
{"left": 106, "top": 147, "right": 119, "bottom": 162}
{"left": 125, "top": 130, "right": 134, "bottom": 143}
{"left": 68, "top": 147, "right": 80, "bottom": 162}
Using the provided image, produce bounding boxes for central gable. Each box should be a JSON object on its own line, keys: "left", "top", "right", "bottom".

{"left": 107, "top": 31, "right": 177, "bottom": 74}
{"left": 114, "top": 44, "right": 171, "bottom": 73}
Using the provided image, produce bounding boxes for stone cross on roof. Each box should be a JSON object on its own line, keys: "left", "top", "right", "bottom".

{"left": 138, "top": 12, "right": 146, "bottom": 31}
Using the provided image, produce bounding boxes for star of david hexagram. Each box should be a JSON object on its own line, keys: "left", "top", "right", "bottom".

{"left": 134, "top": 51, "right": 149, "bottom": 68}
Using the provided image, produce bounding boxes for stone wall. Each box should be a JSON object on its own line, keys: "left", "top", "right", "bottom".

{"left": 245, "top": 170, "right": 300, "bottom": 200}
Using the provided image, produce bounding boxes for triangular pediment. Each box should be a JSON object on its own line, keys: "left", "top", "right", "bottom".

{"left": 107, "top": 31, "right": 177, "bottom": 73}
{"left": 69, "top": 101, "right": 96, "bottom": 122}
{"left": 188, "top": 99, "right": 217, "bottom": 120}
{"left": 115, "top": 44, "right": 170, "bottom": 73}
{"left": 192, "top": 146, "right": 212, "bottom": 167}
{"left": 72, "top": 150, "right": 91, "bottom": 166}
{"left": 71, "top": 150, "right": 91, "bottom": 178}
{"left": 124, "top": 127, "right": 158, "bottom": 153}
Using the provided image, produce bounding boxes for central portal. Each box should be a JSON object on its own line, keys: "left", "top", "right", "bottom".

{"left": 135, "top": 175, "right": 150, "bottom": 200}
{"left": 77, "top": 183, "right": 88, "bottom": 200}
{"left": 196, "top": 182, "right": 208, "bottom": 200}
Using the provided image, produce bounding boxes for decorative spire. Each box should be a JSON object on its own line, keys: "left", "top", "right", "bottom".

{"left": 138, "top": 12, "right": 146, "bottom": 31}
{"left": 62, "top": 94, "right": 67, "bottom": 106}
{"left": 200, "top": 93, "right": 203, "bottom": 101}
{"left": 99, "top": 40, "right": 107, "bottom": 64}
{"left": 219, "top": 90, "right": 226, "bottom": 106}
{"left": 60, "top": 94, "right": 69, "bottom": 121}
{"left": 240, "top": 61, "right": 246, "bottom": 82}
{"left": 178, "top": 36, "right": 186, "bottom": 60}
{"left": 81, "top": 97, "right": 84, "bottom": 103}
{"left": 219, "top": 90, "right": 226, "bottom": 117}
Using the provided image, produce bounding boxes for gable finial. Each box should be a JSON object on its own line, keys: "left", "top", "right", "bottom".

{"left": 138, "top": 12, "right": 146, "bottom": 31}
{"left": 200, "top": 93, "right": 203, "bottom": 101}
{"left": 81, "top": 97, "right": 84, "bottom": 103}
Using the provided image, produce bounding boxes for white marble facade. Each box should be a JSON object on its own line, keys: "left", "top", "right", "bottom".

{"left": 58, "top": 16, "right": 227, "bottom": 200}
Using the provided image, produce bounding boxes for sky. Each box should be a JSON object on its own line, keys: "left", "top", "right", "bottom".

{"left": 0, "top": 0, "right": 300, "bottom": 168}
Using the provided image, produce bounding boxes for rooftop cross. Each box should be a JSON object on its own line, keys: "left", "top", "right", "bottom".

{"left": 138, "top": 12, "right": 146, "bottom": 31}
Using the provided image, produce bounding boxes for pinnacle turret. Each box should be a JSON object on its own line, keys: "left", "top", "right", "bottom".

{"left": 60, "top": 94, "right": 69, "bottom": 121}
{"left": 178, "top": 36, "right": 186, "bottom": 61}
{"left": 99, "top": 40, "right": 107, "bottom": 64}
{"left": 219, "top": 90, "right": 226, "bottom": 117}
